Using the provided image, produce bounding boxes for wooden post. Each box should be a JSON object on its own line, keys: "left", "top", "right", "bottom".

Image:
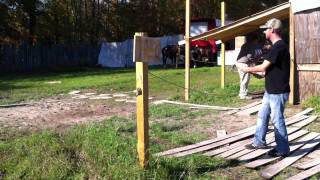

{"left": 134, "top": 32, "right": 149, "bottom": 168}
{"left": 289, "top": 4, "right": 295, "bottom": 104}
{"left": 220, "top": 1, "right": 225, "bottom": 89}
{"left": 185, "top": 0, "right": 190, "bottom": 101}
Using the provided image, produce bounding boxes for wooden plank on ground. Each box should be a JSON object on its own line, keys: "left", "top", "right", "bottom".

{"left": 287, "top": 163, "right": 320, "bottom": 180}
{"left": 290, "top": 108, "right": 314, "bottom": 119}
{"left": 203, "top": 115, "right": 308, "bottom": 157}
{"left": 154, "top": 126, "right": 255, "bottom": 157}
{"left": 170, "top": 129, "right": 256, "bottom": 157}
{"left": 153, "top": 100, "right": 238, "bottom": 111}
{"left": 224, "top": 101, "right": 262, "bottom": 115}
{"left": 260, "top": 135, "right": 320, "bottom": 179}
{"left": 239, "top": 130, "right": 309, "bottom": 161}
{"left": 236, "top": 104, "right": 262, "bottom": 116}
{"left": 307, "top": 147, "right": 320, "bottom": 159}
{"left": 291, "top": 116, "right": 318, "bottom": 127}
{"left": 293, "top": 157, "right": 320, "bottom": 170}
{"left": 204, "top": 138, "right": 251, "bottom": 156}
{"left": 225, "top": 115, "right": 313, "bottom": 160}
{"left": 155, "top": 109, "right": 311, "bottom": 157}
{"left": 220, "top": 130, "right": 275, "bottom": 159}
{"left": 286, "top": 115, "right": 309, "bottom": 126}
{"left": 244, "top": 132, "right": 319, "bottom": 169}
{"left": 226, "top": 127, "right": 300, "bottom": 160}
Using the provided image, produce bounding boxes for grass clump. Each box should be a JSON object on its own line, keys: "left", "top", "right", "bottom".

{"left": 303, "top": 96, "right": 320, "bottom": 113}
{"left": 0, "top": 116, "right": 226, "bottom": 179}
{"left": 0, "top": 132, "right": 72, "bottom": 179}
{"left": 150, "top": 104, "right": 188, "bottom": 119}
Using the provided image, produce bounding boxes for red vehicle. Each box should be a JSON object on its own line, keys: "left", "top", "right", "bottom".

{"left": 162, "top": 18, "right": 218, "bottom": 68}
{"left": 188, "top": 18, "right": 218, "bottom": 66}
{"left": 190, "top": 39, "right": 217, "bottom": 67}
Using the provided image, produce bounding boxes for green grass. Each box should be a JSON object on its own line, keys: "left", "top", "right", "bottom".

{"left": 303, "top": 96, "right": 320, "bottom": 113}
{"left": 0, "top": 66, "right": 264, "bottom": 106}
{"left": 0, "top": 116, "right": 229, "bottom": 179}
{"left": 3, "top": 67, "right": 320, "bottom": 179}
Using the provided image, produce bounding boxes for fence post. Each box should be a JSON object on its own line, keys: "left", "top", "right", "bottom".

{"left": 220, "top": 1, "right": 226, "bottom": 89}
{"left": 185, "top": 0, "right": 190, "bottom": 101}
{"left": 134, "top": 32, "right": 149, "bottom": 168}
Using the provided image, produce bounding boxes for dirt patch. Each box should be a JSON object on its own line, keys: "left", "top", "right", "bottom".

{"left": 0, "top": 95, "right": 305, "bottom": 139}
{"left": 0, "top": 96, "right": 135, "bottom": 133}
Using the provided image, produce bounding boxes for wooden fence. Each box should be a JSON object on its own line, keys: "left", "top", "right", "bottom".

{"left": 0, "top": 43, "right": 100, "bottom": 73}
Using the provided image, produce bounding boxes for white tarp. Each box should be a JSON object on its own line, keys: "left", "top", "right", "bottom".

{"left": 98, "top": 35, "right": 184, "bottom": 67}
{"left": 290, "top": 0, "right": 320, "bottom": 13}
{"left": 217, "top": 49, "right": 240, "bottom": 66}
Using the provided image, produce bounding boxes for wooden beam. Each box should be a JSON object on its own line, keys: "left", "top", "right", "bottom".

{"left": 136, "top": 61, "right": 149, "bottom": 168}
{"left": 236, "top": 104, "right": 262, "bottom": 116}
{"left": 185, "top": 0, "right": 190, "bottom": 101}
{"left": 297, "top": 64, "right": 320, "bottom": 71}
{"left": 191, "top": 2, "right": 290, "bottom": 42}
{"left": 293, "top": 157, "right": 320, "bottom": 170}
{"left": 307, "top": 146, "right": 320, "bottom": 158}
{"left": 224, "top": 101, "right": 262, "bottom": 115}
{"left": 291, "top": 116, "right": 318, "bottom": 127}
{"left": 154, "top": 100, "right": 237, "bottom": 111}
{"left": 221, "top": 1, "right": 225, "bottom": 89}
{"left": 135, "top": 32, "right": 150, "bottom": 168}
{"left": 289, "top": 3, "right": 296, "bottom": 104}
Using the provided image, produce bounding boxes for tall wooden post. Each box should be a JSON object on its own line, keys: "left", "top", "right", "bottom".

{"left": 185, "top": 0, "right": 190, "bottom": 101}
{"left": 220, "top": 1, "right": 225, "bottom": 89}
{"left": 134, "top": 32, "right": 149, "bottom": 168}
{"left": 289, "top": 4, "right": 295, "bottom": 104}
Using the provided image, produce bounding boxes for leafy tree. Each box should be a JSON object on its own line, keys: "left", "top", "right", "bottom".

{"left": 0, "top": 0, "right": 289, "bottom": 44}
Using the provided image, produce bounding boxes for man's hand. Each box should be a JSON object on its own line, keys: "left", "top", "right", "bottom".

{"left": 240, "top": 66, "right": 250, "bottom": 73}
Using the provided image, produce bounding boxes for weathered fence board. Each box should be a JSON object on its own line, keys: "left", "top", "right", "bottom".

{"left": 0, "top": 43, "right": 100, "bottom": 73}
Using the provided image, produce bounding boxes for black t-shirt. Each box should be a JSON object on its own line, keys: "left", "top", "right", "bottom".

{"left": 237, "top": 42, "right": 263, "bottom": 63}
{"left": 264, "top": 40, "right": 290, "bottom": 94}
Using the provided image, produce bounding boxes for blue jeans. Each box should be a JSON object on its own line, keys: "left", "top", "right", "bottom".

{"left": 253, "top": 92, "right": 290, "bottom": 154}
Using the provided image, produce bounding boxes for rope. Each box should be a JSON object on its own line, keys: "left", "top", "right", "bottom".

{"left": 148, "top": 71, "right": 239, "bottom": 97}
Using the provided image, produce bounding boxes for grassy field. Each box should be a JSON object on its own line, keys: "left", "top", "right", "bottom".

{"left": 0, "top": 66, "right": 264, "bottom": 106}
{"left": 1, "top": 67, "right": 320, "bottom": 179}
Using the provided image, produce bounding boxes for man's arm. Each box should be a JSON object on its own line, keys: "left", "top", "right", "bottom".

{"left": 240, "top": 60, "right": 271, "bottom": 73}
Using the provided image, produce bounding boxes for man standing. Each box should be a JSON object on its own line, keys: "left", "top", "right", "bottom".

{"left": 241, "top": 18, "right": 291, "bottom": 157}
{"left": 235, "top": 34, "right": 263, "bottom": 100}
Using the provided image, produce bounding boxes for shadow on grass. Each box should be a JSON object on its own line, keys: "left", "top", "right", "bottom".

{"left": 0, "top": 82, "right": 32, "bottom": 91}
{"left": 0, "top": 67, "right": 135, "bottom": 82}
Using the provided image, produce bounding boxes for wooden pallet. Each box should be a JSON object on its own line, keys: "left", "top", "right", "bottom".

{"left": 224, "top": 101, "right": 261, "bottom": 115}
{"left": 154, "top": 109, "right": 319, "bottom": 179}
{"left": 244, "top": 132, "right": 319, "bottom": 169}
{"left": 287, "top": 163, "right": 320, "bottom": 180}
{"left": 155, "top": 109, "right": 313, "bottom": 157}
{"left": 260, "top": 135, "right": 320, "bottom": 178}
